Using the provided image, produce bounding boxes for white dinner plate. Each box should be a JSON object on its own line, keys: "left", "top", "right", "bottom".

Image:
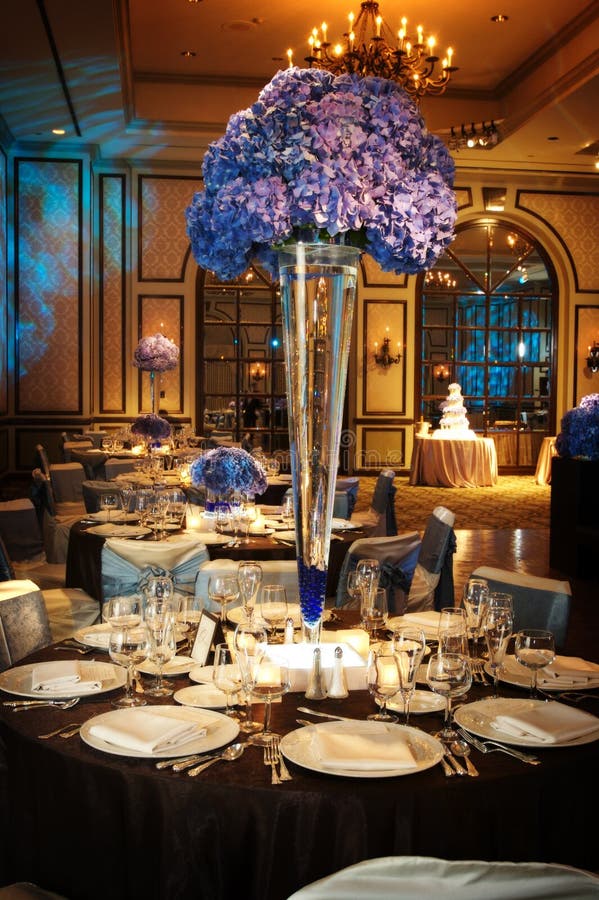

{"left": 74, "top": 622, "right": 187, "bottom": 650}
{"left": 386, "top": 612, "right": 441, "bottom": 642}
{"left": 491, "top": 656, "right": 599, "bottom": 692}
{"left": 454, "top": 698, "right": 599, "bottom": 748}
{"left": 80, "top": 705, "right": 239, "bottom": 758}
{"left": 189, "top": 663, "right": 234, "bottom": 685}
{"left": 84, "top": 524, "right": 151, "bottom": 538}
{"left": 86, "top": 510, "right": 137, "bottom": 523}
{"left": 174, "top": 684, "right": 232, "bottom": 709}
{"left": 225, "top": 604, "right": 331, "bottom": 629}
{"left": 280, "top": 721, "right": 444, "bottom": 778}
{"left": 331, "top": 518, "right": 361, "bottom": 530}
{"left": 0, "top": 660, "right": 126, "bottom": 699}
{"left": 181, "top": 530, "right": 232, "bottom": 545}
{"left": 137, "top": 655, "right": 196, "bottom": 677}
{"left": 263, "top": 519, "right": 292, "bottom": 531}
{"left": 270, "top": 530, "right": 296, "bottom": 542}
{"left": 385, "top": 689, "right": 444, "bottom": 715}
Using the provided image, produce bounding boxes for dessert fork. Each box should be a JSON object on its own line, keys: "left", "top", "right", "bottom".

{"left": 457, "top": 727, "right": 540, "bottom": 765}
{"left": 264, "top": 741, "right": 281, "bottom": 784}
{"left": 270, "top": 736, "right": 292, "bottom": 781}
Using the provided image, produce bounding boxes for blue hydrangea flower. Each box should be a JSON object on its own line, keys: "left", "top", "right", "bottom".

{"left": 190, "top": 447, "right": 267, "bottom": 495}
{"left": 131, "top": 414, "right": 172, "bottom": 441}
{"left": 133, "top": 334, "right": 179, "bottom": 373}
{"left": 185, "top": 67, "right": 457, "bottom": 280}
{"left": 556, "top": 395, "right": 599, "bottom": 460}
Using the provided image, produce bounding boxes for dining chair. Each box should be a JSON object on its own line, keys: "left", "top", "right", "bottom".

{"left": 61, "top": 437, "right": 93, "bottom": 462}
{"left": 69, "top": 448, "right": 108, "bottom": 480}
{"left": 31, "top": 469, "right": 85, "bottom": 565}
{"left": 471, "top": 565, "right": 572, "bottom": 650}
{"left": 0, "top": 579, "right": 53, "bottom": 671}
{"left": 104, "top": 458, "right": 137, "bottom": 480}
{"left": 0, "top": 499, "right": 45, "bottom": 563}
{"left": 335, "top": 532, "right": 422, "bottom": 614}
{"left": 0, "top": 884, "right": 68, "bottom": 899}
{"left": 332, "top": 476, "right": 360, "bottom": 520}
{"left": 286, "top": 855, "right": 599, "bottom": 899}
{"left": 406, "top": 505, "right": 457, "bottom": 612}
{"left": 81, "top": 480, "right": 125, "bottom": 513}
{"left": 350, "top": 470, "right": 397, "bottom": 536}
{"left": 196, "top": 558, "right": 300, "bottom": 613}
{"left": 48, "top": 463, "right": 86, "bottom": 505}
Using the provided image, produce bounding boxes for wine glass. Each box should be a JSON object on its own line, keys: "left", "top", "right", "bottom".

{"left": 207, "top": 574, "right": 239, "bottom": 625}
{"left": 281, "top": 495, "right": 294, "bottom": 528}
{"left": 104, "top": 594, "right": 143, "bottom": 629}
{"left": 108, "top": 623, "right": 149, "bottom": 708}
{"left": 215, "top": 503, "right": 231, "bottom": 535}
{"left": 367, "top": 648, "right": 400, "bottom": 722}
{"left": 462, "top": 578, "right": 489, "bottom": 660}
{"left": 260, "top": 584, "right": 288, "bottom": 642}
{"left": 426, "top": 652, "right": 472, "bottom": 742}
{"left": 482, "top": 597, "right": 514, "bottom": 698}
{"left": 361, "top": 586, "right": 388, "bottom": 644}
{"left": 233, "top": 620, "right": 268, "bottom": 735}
{"left": 241, "top": 502, "right": 257, "bottom": 543}
{"left": 213, "top": 643, "right": 242, "bottom": 719}
{"left": 392, "top": 626, "right": 426, "bottom": 725}
{"left": 250, "top": 655, "right": 290, "bottom": 746}
{"left": 514, "top": 628, "right": 555, "bottom": 698}
{"left": 143, "top": 574, "right": 175, "bottom": 608}
{"left": 165, "top": 490, "right": 187, "bottom": 530}
{"left": 100, "top": 492, "right": 120, "bottom": 523}
{"left": 229, "top": 500, "right": 244, "bottom": 544}
{"left": 144, "top": 598, "right": 177, "bottom": 697}
{"left": 345, "top": 571, "right": 362, "bottom": 609}
{"left": 135, "top": 490, "right": 153, "bottom": 528}
{"left": 237, "top": 562, "right": 262, "bottom": 624}
{"left": 101, "top": 437, "right": 113, "bottom": 452}
{"left": 178, "top": 594, "right": 203, "bottom": 650}
{"left": 148, "top": 493, "right": 170, "bottom": 540}
{"left": 438, "top": 607, "right": 469, "bottom": 655}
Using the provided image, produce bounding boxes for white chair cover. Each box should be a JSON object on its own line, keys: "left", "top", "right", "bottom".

{"left": 196, "top": 559, "right": 300, "bottom": 614}
{"left": 287, "top": 856, "right": 599, "bottom": 900}
{"left": 101, "top": 537, "right": 209, "bottom": 605}
{"left": 41, "top": 587, "right": 100, "bottom": 642}
{"left": 0, "top": 579, "right": 53, "bottom": 671}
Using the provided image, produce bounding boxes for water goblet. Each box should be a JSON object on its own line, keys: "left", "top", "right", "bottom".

{"left": 426, "top": 651, "right": 472, "bottom": 743}
{"left": 462, "top": 578, "right": 489, "bottom": 660}
{"left": 237, "top": 561, "right": 262, "bottom": 624}
{"left": 361, "top": 586, "right": 388, "bottom": 644}
{"left": 143, "top": 574, "right": 175, "bottom": 608}
{"left": 367, "top": 648, "right": 400, "bottom": 722}
{"left": 233, "top": 620, "right": 268, "bottom": 735}
{"left": 213, "top": 643, "right": 242, "bottom": 719}
{"left": 178, "top": 594, "right": 204, "bottom": 650}
{"left": 260, "top": 584, "right": 288, "bottom": 642}
{"left": 249, "top": 655, "right": 290, "bottom": 746}
{"left": 101, "top": 437, "right": 114, "bottom": 453}
{"left": 135, "top": 489, "right": 153, "bottom": 528}
{"left": 144, "top": 598, "right": 177, "bottom": 697}
{"left": 148, "top": 493, "right": 170, "bottom": 540}
{"left": 164, "top": 489, "right": 187, "bottom": 531}
{"left": 281, "top": 495, "right": 294, "bottom": 529}
{"left": 392, "top": 626, "right": 426, "bottom": 725}
{"left": 112, "top": 439, "right": 124, "bottom": 453}
{"left": 514, "top": 628, "right": 555, "bottom": 698}
{"left": 355, "top": 558, "right": 380, "bottom": 614}
{"left": 215, "top": 503, "right": 231, "bottom": 535}
{"left": 482, "top": 597, "right": 513, "bottom": 698}
{"left": 108, "top": 623, "right": 149, "bottom": 708}
{"left": 438, "top": 607, "right": 469, "bottom": 656}
{"left": 345, "top": 571, "right": 362, "bottom": 609}
{"left": 207, "top": 574, "right": 239, "bottom": 625}
{"left": 104, "top": 594, "right": 143, "bottom": 629}
{"left": 100, "top": 492, "right": 120, "bottom": 523}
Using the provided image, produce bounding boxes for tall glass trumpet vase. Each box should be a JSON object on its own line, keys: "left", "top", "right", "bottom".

{"left": 278, "top": 242, "right": 359, "bottom": 643}
{"left": 149, "top": 370, "right": 161, "bottom": 414}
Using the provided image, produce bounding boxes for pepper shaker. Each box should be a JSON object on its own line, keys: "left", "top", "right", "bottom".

{"left": 305, "top": 647, "right": 328, "bottom": 700}
{"left": 284, "top": 616, "right": 295, "bottom": 644}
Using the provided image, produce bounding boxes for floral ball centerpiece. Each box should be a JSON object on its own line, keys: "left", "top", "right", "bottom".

{"left": 132, "top": 334, "right": 179, "bottom": 373}
{"left": 190, "top": 447, "right": 267, "bottom": 497}
{"left": 131, "top": 413, "right": 172, "bottom": 445}
{"left": 556, "top": 394, "right": 599, "bottom": 460}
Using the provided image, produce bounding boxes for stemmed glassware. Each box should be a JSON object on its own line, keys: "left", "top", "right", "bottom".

{"left": 249, "top": 655, "right": 291, "bottom": 746}
{"left": 108, "top": 623, "right": 149, "bottom": 708}
{"left": 233, "top": 620, "right": 268, "bottom": 735}
{"left": 260, "top": 584, "right": 288, "bottom": 642}
{"left": 361, "top": 587, "right": 388, "bottom": 644}
{"left": 104, "top": 594, "right": 143, "bottom": 629}
{"left": 345, "top": 571, "right": 362, "bottom": 609}
{"left": 437, "top": 607, "right": 469, "bottom": 656}
{"left": 213, "top": 642, "right": 242, "bottom": 719}
{"left": 392, "top": 626, "right": 426, "bottom": 725}
{"left": 241, "top": 502, "right": 257, "bottom": 543}
{"left": 426, "top": 652, "right": 472, "bottom": 742}
{"left": 237, "top": 562, "right": 262, "bottom": 624}
{"left": 164, "top": 489, "right": 187, "bottom": 531}
{"left": 178, "top": 594, "right": 203, "bottom": 651}
{"left": 514, "top": 628, "right": 555, "bottom": 698}
{"left": 148, "top": 493, "right": 170, "bottom": 540}
{"left": 135, "top": 490, "right": 153, "bottom": 528}
{"left": 207, "top": 574, "right": 239, "bottom": 625}
{"left": 462, "top": 578, "right": 490, "bottom": 661}
{"left": 367, "top": 648, "right": 400, "bottom": 722}
{"left": 281, "top": 495, "right": 294, "bottom": 529}
{"left": 355, "top": 558, "right": 381, "bottom": 634}
{"left": 100, "top": 492, "right": 120, "bottom": 523}
{"left": 144, "top": 597, "right": 177, "bottom": 697}
{"left": 482, "top": 594, "right": 514, "bottom": 698}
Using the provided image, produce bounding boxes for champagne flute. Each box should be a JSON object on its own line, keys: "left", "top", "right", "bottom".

{"left": 462, "top": 578, "right": 489, "bottom": 661}
{"left": 367, "top": 648, "right": 400, "bottom": 722}
{"left": 233, "top": 620, "right": 268, "bottom": 735}
{"left": 260, "top": 584, "right": 288, "bottom": 642}
{"left": 108, "top": 623, "right": 149, "bottom": 708}
{"left": 213, "top": 643, "right": 242, "bottom": 719}
{"left": 207, "top": 574, "right": 239, "bottom": 625}
{"left": 237, "top": 562, "right": 262, "bottom": 624}
{"left": 392, "top": 626, "right": 426, "bottom": 725}
{"left": 250, "top": 655, "right": 290, "bottom": 746}
{"left": 145, "top": 598, "right": 177, "bottom": 697}
{"left": 482, "top": 597, "right": 513, "bottom": 698}
{"left": 426, "top": 652, "right": 472, "bottom": 743}
{"left": 514, "top": 628, "right": 555, "bottom": 698}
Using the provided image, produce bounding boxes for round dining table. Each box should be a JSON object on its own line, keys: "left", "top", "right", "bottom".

{"left": 409, "top": 435, "right": 498, "bottom": 488}
{"left": 0, "top": 628, "right": 597, "bottom": 900}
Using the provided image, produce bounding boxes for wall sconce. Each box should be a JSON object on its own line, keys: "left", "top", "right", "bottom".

{"left": 434, "top": 364, "right": 449, "bottom": 383}
{"left": 250, "top": 363, "right": 265, "bottom": 383}
{"left": 374, "top": 330, "right": 401, "bottom": 368}
{"left": 587, "top": 342, "right": 599, "bottom": 373}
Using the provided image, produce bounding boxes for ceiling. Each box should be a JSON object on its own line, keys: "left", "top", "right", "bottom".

{"left": 1, "top": 0, "right": 599, "bottom": 177}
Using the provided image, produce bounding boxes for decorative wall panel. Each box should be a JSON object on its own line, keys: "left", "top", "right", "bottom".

{"left": 574, "top": 305, "right": 599, "bottom": 405}
{"left": 360, "top": 253, "right": 407, "bottom": 287}
{"left": 517, "top": 191, "right": 599, "bottom": 293}
{"left": 357, "top": 426, "right": 407, "bottom": 470}
{"left": 139, "top": 175, "right": 198, "bottom": 282}
{"left": 0, "top": 148, "right": 7, "bottom": 415}
{"left": 15, "top": 158, "right": 81, "bottom": 413}
{"left": 363, "top": 300, "right": 406, "bottom": 415}
{"left": 100, "top": 175, "right": 126, "bottom": 413}
{"left": 138, "top": 295, "right": 183, "bottom": 413}
{"left": 455, "top": 187, "right": 473, "bottom": 210}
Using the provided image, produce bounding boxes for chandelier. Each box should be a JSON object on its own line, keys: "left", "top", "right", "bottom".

{"left": 425, "top": 270, "right": 457, "bottom": 289}
{"left": 292, "top": 0, "right": 457, "bottom": 100}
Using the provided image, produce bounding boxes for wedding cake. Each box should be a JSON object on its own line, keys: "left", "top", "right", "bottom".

{"left": 434, "top": 383, "right": 475, "bottom": 439}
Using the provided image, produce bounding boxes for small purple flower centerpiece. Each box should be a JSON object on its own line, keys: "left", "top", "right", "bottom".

{"left": 190, "top": 447, "right": 267, "bottom": 496}
{"left": 132, "top": 334, "right": 179, "bottom": 373}
{"left": 556, "top": 394, "right": 599, "bottom": 461}
{"left": 131, "top": 414, "right": 172, "bottom": 443}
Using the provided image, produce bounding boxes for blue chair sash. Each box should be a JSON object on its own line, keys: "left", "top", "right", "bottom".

{"left": 101, "top": 544, "right": 208, "bottom": 604}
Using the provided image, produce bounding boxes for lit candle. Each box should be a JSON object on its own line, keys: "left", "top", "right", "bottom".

{"left": 287, "top": 48, "right": 293, "bottom": 67}
{"left": 321, "top": 21, "right": 328, "bottom": 41}
{"left": 379, "top": 660, "right": 400, "bottom": 689}
{"left": 375, "top": 15, "right": 382, "bottom": 37}
{"left": 349, "top": 30, "right": 355, "bottom": 51}
{"left": 256, "top": 663, "right": 281, "bottom": 687}
{"left": 447, "top": 47, "right": 454, "bottom": 65}
{"left": 186, "top": 506, "right": 203, "bottom": 531}
{"left": 427, "top": 36, "right": 436, "bottom": 53}
{"left": 417, "top": 25, "right": 423, "bottom": 45}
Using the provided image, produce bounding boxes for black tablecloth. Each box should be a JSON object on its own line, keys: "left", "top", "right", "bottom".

{"left": 1, "top": 639, "right": 598, "bottom": 899}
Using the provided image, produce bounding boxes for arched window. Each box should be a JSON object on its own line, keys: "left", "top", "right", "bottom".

{"left": 419, "top": 221, "right": 556, "bottom": 468}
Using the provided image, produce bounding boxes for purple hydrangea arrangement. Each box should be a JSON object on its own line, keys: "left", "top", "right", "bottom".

{"left": 555, "top": 394, "right": 599, "bottom": 460}
{"left": 131, "top": 414, "right": 172, "bottom": 442}
{"left": 132, "top": 334, "right": 179, "bottom": 373}
{"left": 185, "top": 67, "right": 457, "bottom": 281}
{"left": 190, "top": 447, "right": 267, "bottom": 495}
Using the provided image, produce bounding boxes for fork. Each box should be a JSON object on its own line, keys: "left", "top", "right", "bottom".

{"left": 38, "top": 723, "right": 82, "bottom": 740}
{"left": 264, "top": 741, "right": 281, "bottom": 784}
{"left": 457, "top": 727, "right": 540, "bottom": 765}
{"left": 270, "top": 736, "right": 292, "bottom": 781}
{"left": 469, "top": 659, "right": 489, "bottom": 685}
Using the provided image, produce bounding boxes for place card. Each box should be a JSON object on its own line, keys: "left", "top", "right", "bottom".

{"left": 190, "top": 611, "right": 220, "bottom": 665}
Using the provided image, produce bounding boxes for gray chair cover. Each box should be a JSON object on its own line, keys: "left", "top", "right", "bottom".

{"left": 335, "top": 532, "right": 422, "bottom": 614}
{"left": 334, "top": 477, "right": 360, "bottom": 519}
{"left": 0, "top": 499, "right": 44, "bottom": 563}
{"left": 62, "top": 440, "right": 93, "bottom": 462}
{"left": 0, "top": 580, "right": 53, "bottom": 671}
{"left": 70, "top": 448, "right": 108, "bottom": 481}
{"left": 472, "top": 566, "right": 571, "bottom": 650}
{"left": 82, "top": 480, "right": 124, "bottom": 513}
{"left": 49, "top": 463, "right": 86, "bottom": 504}
{"left": 417, "top": 509, "right": 457, "bottom": 611}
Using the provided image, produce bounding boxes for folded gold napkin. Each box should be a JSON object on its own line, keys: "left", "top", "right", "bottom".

{"left": 89, "top": 708, "right": 209, "bottom": 753}
{"left": 539, "top": 656, "right": 599, "bottom": 688}
{"left": 31, "top": 660, "right": 106, "bottom": 694}
{"left": 313, "top": 723, "right": 416, "bottom": 771}
{"left": 493, "top": 702, "right": 599, "bottom": 743}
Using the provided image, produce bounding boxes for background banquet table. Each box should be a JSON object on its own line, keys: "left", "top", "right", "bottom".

{"left": 534, "top": 436, "right": 557, "bottom": 485}
{"left": 1, "top": 634, "right": 598, "bottom": 900}
{"left": 409, "top": 435, "right": 498, "bottom": 488}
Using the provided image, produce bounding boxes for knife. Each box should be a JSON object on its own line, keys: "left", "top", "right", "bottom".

{"left": 296, "top": 706, "right": 362, "bottom": 723}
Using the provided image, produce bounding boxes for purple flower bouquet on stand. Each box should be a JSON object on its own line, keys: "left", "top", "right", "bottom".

{"left": 133, "top": 333, "right": 179, "bottom": 414}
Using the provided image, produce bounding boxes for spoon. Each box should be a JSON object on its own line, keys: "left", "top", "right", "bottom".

{"left": 450, "top": 739, "right": 480, "bottom": 777}
{"left": 187, "top": 742, "right": 245, "bottom": 777}
{"left": 5, "top": 697, "right": 81, "bottom": 712}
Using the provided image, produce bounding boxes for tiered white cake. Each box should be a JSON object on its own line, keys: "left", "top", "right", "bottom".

{"left": 434, "top": 383, "right": 476, "bottom": 439}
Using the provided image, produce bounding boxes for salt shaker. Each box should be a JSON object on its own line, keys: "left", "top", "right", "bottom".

{"left": 284, "top": 616, "right": 295, "bottom": 645}
{"left": 327, "top": 645, "right": 349, "bottom": 699}
{"left": 305, "top": 647, "right": 328, "bottom": 700}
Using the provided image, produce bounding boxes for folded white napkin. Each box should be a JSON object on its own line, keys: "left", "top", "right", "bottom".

{"left": 82, "top": 627, "right": 111, "bottom": 648}
{"left": 539, "top": 656, "right": 599, "bottom": 688}
{"left": 31, "top": 660, "right": 104, "bottom": 694}
{"left": 89, "top": 708, "right": 209, "bottom": 753}
{"left": 493, "top": 702, "right": 599, "bottom": 744}
{"left": 313, "top": 723, "right": 416, "bottom": 771}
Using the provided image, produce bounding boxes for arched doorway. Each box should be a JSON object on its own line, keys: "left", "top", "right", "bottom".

{"left": 418, "top": 220, "right": 557, "bottom": 469}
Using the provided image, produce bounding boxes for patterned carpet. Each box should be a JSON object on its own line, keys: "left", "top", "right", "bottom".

{"left": 354, "top": 475, "right": 550, "bottom": 532}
